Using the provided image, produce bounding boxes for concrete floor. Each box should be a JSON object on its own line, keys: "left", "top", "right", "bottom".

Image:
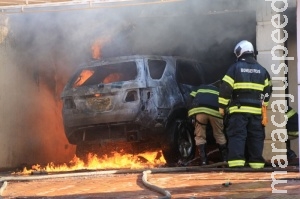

{"left": 1, "top": 165, "right": 299, "bottom": 199}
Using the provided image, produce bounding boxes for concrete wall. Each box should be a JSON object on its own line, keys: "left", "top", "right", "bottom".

{"left": 297, "top": 0, "right": 300, "bottom": 163}
{"left": 256, "top": 1, "right": 298, "bottom": 161}
{"left": 256, "top": 1, "right": 286, "bottom": 161}
{"left": 288, "top": 33, "right": 299, "bottom": 157}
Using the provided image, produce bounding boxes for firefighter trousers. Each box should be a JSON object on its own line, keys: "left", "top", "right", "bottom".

{"left": 225, "top": 113, "right": 265, "bottom": 168}
{"left": 194, "top": 113, "right": 226, "bottom": 146}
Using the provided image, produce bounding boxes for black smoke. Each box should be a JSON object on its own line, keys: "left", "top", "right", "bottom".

{"left": 9, "top": 0, "right": 257, "bottom": 87}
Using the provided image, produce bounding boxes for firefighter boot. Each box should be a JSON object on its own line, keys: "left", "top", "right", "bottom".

{"left": 286, "top": 140, "right": 297, "bottom": 160}
{"left": 198, "top": 144, "right": 207, "bottom": 165}
{"left": 218, "top": 144, "right": 228, "bottom": 162}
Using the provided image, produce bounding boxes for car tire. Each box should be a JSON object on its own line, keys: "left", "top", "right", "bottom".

{"left": 162, "top": 119, "right": 195, "bottom": 165}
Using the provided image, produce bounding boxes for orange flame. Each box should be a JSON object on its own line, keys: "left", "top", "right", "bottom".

{"left": 13, "top": 150, "right": 166, "bottom": 175}
{"left": 73, "top": 69, "right": 94, "bottom": 87}
{"left": 103, "top": 73, "right": 123, "bottom": 84}
{"left": 91, "top": 37, "right": 111, "bottom": 60}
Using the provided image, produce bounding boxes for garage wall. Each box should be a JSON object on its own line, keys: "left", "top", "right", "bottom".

{"left": 288, "top": 33, "right": 299, "bottom": 157}
{"left": 297, "top": 0, "right": 300, "bottom": 162}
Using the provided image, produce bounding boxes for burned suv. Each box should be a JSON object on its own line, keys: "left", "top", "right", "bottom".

{"left": 61, "top": 55, "right": 207, "bottom": 164}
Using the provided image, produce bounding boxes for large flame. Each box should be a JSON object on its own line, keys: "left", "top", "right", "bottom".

{"left": 14, "top": 150, "right": 166, "bottom": 175}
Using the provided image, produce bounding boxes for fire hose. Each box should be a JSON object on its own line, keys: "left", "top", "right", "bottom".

{"left": 142, "top": 170, "right": 171, "bottom": 199}
{"left": 0, "top": 163, "right": 298, "bottom": 198}
{"left": 141, "top": 161, "right": 228, "bottom": 199}
{"left": 0, "top": 181, "right": 7, "bottom": 196}
{"left": 0, "top": 161, "right": 226, "bottom": 198}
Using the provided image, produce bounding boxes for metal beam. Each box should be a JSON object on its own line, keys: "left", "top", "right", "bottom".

{"left": 0, "top": 0, "right": 296, "bottom": 14}
{"left": 0, "top": 0, "right": 185, "bottom": 14}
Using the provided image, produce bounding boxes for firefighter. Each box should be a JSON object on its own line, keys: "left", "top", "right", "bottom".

{"left": 286, "top": 106, "right": 298, "bottom": 161}
{"left": 218, "top": 40, "right": 272, "bottom": 169}
{"left": 188, "top": 84, "right": 227, "bottom": 165}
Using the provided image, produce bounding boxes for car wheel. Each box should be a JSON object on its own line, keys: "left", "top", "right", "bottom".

{"left": 162, "top": 120, "right": 195, "bottom": 165}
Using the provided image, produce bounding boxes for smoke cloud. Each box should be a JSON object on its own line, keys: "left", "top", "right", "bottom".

{"left": 11, "top": 0, "right": 257, "bottom": 81}
{"left": 0, "top": 0, "right": 257, "bottom": 168}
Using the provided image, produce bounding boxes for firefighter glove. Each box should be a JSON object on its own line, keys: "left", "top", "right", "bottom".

{"left": 261, "top": 105, "right": 268, "bottom": 126}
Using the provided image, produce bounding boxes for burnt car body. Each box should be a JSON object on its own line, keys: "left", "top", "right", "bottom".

{"left": 61, "top": 55, "right": 208, "bottom": 164}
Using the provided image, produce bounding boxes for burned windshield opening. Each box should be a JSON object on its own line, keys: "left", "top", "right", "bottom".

{"left": 72, "top": 61, "right": 137, "bottom": 88}
{"left": 148, "top": 59, "right": 166, "bottom": 80}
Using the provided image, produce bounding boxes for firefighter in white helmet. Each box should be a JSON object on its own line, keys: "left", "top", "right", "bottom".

{"left": 218, "top": 40, "right": 272, "bottom": 169}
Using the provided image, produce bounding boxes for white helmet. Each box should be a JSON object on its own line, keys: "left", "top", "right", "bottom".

{"left": 234, "top": 40, "right": 254, "bottom": 58}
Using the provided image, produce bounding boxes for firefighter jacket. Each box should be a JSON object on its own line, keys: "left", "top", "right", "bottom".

{"left": 286, "top": 106, "right": 299, "bottom": 137}
{"left": 188, "top": 84, "right": 222, "bottom": 118}
{"left": 218, "top": 55, "right": 272, "bottom": 115}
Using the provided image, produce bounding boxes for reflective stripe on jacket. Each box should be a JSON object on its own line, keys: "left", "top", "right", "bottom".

{"left": 218, "top": 56, "right": 272, "bottom": 115}
{"left": 286, "top": 107, "right": 297, "bottom": 119}
{"left": 188, "top": 85, "right": 222, "bottom": 118}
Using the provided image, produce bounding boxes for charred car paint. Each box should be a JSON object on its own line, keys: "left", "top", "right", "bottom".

{"left": 61, "top": 55, "right": 207, "bottom": 164}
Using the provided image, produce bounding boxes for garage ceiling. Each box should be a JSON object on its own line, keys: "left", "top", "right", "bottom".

{"left": 0, "top": 0, "right": 185, "bottom": 13}
{"left": 0, "top": 0, "right": 146, "bottom": 8}
{"left": 0, "top": 0, "right": 155, "bottom": 13}
{"left": 0, "top": 0, "right": 72, "bottom": 7}
{"left": 0, "top": 0, "right": 296, "bottom": 9}
{"left": 0, "top": 0, "right": 159, "bottom": 8}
